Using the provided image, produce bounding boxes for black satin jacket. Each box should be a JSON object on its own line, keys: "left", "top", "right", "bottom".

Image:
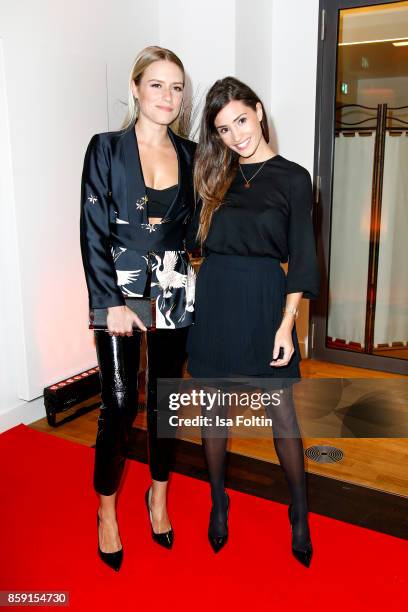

{"left": 80, "top": 123, "right": 198, "bottom": 329}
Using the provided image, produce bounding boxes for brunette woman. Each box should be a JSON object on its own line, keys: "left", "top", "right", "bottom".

{"left": 187, "top": 77, "right": 319, "bottom": 566}
{"left": 80, "top": 47, "right": 196, "bottom": 570}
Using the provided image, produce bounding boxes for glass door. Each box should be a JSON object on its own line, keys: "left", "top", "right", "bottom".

{"left": 311, "top": 0, "right": 408, "bottom": 375}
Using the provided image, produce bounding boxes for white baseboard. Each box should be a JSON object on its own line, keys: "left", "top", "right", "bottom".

{"left": 0, "top": 397, "right": 46, "bottom": 434}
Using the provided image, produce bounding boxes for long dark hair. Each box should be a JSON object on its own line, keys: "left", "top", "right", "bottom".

{"left": 194, "top": 77, "right": 269, "bottom": 243}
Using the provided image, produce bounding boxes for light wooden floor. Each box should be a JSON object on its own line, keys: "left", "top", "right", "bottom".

{"left": 30, "top": 359, "right": 408, "bottom": 498}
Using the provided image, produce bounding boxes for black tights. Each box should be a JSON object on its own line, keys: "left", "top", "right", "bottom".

{"left": 93, "top": 327, "right": 188, "bottom": 496}
{"left": 201, "top": 384, "right": 310, "bottom": 547}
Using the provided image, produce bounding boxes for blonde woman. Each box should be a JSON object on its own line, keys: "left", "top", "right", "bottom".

{"left": 80, "top": 47, "right": 197, "bottom": 570}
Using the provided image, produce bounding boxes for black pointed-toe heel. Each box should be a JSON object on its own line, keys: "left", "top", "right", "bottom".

{"left": 208, "top": 492, "right": 230, "bottom": 553}
{"left": 145, "top": 488, "right": 174, "bottom": 549}
{"left": 288, "top": 504, "right": 313, "bottom": 568}
{"left": 97, "top": 512, "right": 123, "bottom": 572}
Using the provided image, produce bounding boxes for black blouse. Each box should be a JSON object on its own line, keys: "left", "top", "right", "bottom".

{"left": 200, "top": 155, "right": 320, "bottom": 300}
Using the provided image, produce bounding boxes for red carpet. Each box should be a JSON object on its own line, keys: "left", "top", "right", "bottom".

{"left": 0, "top": 424, "right": 407, "bottom": 611}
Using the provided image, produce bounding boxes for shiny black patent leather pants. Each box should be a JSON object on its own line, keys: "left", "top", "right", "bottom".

{"left": 93, "top": 328, "right": 188, "bottom": 496}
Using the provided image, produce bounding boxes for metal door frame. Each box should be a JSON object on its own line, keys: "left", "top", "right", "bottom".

{"left": 310, "top": 0, "right": 407, "bottom": 374}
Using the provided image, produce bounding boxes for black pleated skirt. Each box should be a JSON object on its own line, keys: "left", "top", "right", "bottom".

{"left": 187, "top": 254, "right": 301, "bottom": 385}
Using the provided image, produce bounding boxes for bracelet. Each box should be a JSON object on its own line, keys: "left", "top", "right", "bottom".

{"left": 282, "top": 306, "right": 299, "bottom": 319}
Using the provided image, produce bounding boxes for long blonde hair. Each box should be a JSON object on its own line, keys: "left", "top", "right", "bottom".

{"left": 122, "top": 46, "right": 186, "bottom": 132}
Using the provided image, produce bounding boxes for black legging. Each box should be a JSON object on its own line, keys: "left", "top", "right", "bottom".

{"left": 93, "top": 327, "right": 188, "bottom": 496}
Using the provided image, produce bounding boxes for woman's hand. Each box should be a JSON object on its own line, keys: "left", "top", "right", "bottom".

{"left": 270, "top": 320, "right": 294, "bottom": 367}
{"left": 107, "top": 305, "right": 147, "bottom": 336}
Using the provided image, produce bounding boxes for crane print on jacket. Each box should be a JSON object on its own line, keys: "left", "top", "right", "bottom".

{"left": 111, "top": 244, "right": 196, "bottom": 328}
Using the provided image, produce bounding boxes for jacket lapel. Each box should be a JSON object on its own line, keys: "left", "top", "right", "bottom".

{"left": 163, "top": 128, "right": 188, "bottom": 222}
{"left": 120, "top": 123, "right": 189, "bottom": 226}
{"left": 121, "top": 124, "right": 148, "bottom": 225}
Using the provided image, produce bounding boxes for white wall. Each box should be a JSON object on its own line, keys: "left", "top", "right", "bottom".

{"left": 0, "top": 38, "right": 26, "bottom": 411}
{"left": 0, "top": 0, "right": 320, "bottom": 431}
{"left": 269, "top": 0, "right": 319, "bottom": 174}
{"left": 235, "top": 0, "right": 274, "bottom": 119}
{"left": 158, "top": 0, "right": 236, "bottom": 135}
{"left": 268, "top": 0, "right": 320, "bottom": 352}
{"left": 0, "top": 0, "right": 159, "bottom": 429}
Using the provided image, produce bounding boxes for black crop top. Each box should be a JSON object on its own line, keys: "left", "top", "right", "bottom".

{"left": 188, "top": 155, "right": 320, "bottom": 300}
{"left": 146, "top": 184, "right": 178, "bottom": 218}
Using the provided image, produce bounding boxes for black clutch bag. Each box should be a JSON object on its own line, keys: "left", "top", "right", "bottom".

{"left": 89, "top": 297, "right": 155, "bottom": 331}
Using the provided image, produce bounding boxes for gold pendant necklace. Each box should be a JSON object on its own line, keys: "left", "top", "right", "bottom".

{"left": 239, "top": 158, "right": 269, "bottom": 188}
